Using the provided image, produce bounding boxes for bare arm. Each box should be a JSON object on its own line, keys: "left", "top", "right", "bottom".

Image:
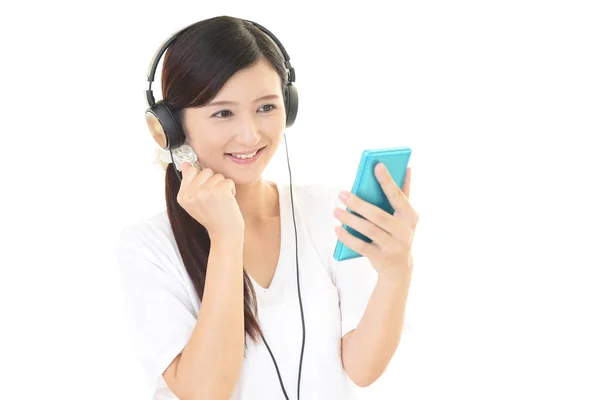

{"left": 163, "top": 234, "right": 245, "bottom": 400}
{"left": 341, "top": 274, "right": 411, "bottom": 387}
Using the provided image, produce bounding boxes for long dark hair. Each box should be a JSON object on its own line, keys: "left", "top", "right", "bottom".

{"left": 161, "top": 16, "right": 288, "bottom": 346}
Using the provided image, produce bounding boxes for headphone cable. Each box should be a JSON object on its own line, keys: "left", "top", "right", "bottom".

{"left": 284, "top": 131, "right": 306, "bottom": 400}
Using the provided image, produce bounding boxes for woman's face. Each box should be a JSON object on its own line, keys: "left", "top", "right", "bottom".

{"left": 181, "top": 58, "right": 286, "bottom": 185}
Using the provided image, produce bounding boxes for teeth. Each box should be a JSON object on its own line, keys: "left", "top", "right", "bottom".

{"left": 230, "top": 150, "right": 258, "bottom": 159}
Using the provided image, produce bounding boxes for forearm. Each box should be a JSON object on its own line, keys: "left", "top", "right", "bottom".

{"left": 342, "top": 274, "right": 411, "bottom": 387}
{"left": 175, "top": 235, "right": 245, "bottom": 399}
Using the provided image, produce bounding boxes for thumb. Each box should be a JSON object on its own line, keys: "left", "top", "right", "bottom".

{"left": 181, "top": 162, "right": 190, "bottom": 173}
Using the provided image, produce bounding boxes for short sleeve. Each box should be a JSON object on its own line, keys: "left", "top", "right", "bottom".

{"left": 326, "top": 187, "right": 379, "bottom": 338}
{"left": 114, "top": 221, "right": 198, "bottom": 389}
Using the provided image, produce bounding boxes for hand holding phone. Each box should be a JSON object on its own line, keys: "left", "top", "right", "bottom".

{"left": 333, "top": 147, "right": 412, "bottom": 261}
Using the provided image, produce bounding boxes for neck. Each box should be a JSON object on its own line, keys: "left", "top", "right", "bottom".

{"left": 234, "top": 178, "right": 279, "bottom": 228}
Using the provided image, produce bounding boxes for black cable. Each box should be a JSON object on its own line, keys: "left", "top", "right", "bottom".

{"left": 260, "top": 331, "right": 290, "bottom": 400}
{"left": 284, "top": 132, "right": 306, "bottom": 400}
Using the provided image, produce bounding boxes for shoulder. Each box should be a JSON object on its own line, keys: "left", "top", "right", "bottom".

{"left": 286, "top": 182, "right": 346, "bottom": 233}
{"left": 281, "top": 182, "right": 345, "bottom": 268}
{"left": 287, "top": 182, "right": 344, "bottom": 213}
{"left": 113, "top": 210, "right": 181, "bottom": 274}
{"left": 116, "top": 210, "right": 173, "bottom": 249}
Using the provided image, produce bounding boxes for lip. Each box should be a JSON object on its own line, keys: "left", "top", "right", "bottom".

{"left": 225, "top": 146, "right": 266, "bottom": 165}
{"left": 226, "top": 146, "right": 265, "bottom": 155}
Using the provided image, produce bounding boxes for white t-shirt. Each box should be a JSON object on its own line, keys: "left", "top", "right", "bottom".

{"left": 114, "top": 181, "right": 379, "bottom": 400}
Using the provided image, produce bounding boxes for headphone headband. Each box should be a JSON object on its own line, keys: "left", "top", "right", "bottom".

{"left": 145, "top": 19, "right": 295, "bottom": 107}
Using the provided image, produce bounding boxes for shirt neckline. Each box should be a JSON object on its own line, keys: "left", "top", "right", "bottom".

{"left": 247, "top": 181, "right": 291, "bottom": 301}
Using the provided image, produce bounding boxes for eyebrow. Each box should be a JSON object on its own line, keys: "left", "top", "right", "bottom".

{"left": 206, "top": 94, "right": 280, "bottom": 107}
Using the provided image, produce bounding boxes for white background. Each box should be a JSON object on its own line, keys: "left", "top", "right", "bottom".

{"left": 1, "top": 0, "right": 599, "bottom": 399}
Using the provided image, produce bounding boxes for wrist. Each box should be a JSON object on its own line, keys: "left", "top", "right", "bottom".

{"left": 210, "top": 231, "right": 244, "bottom": 249}
{"left": 377, "top": 269, "right": 412, "bottom": 289}
{"left": 209, "top": 234, "right": 244, "bottom": 271}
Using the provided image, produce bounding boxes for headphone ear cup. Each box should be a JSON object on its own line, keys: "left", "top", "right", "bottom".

{"left": 284, "top": 83, "right": 299, "bottom": 128}
{"left": 145, "top": 101, "right": 186, "bottom": 150}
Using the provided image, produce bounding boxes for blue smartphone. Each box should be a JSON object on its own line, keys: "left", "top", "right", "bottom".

{"left": 333, "top": 146, "right": 412, "bottom": 261}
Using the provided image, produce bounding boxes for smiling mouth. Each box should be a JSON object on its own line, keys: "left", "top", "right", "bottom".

{"left": 225, "top": 146, "right": 266, "bottom": 163}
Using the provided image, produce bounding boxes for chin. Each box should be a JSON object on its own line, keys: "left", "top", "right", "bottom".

{"left": 230, "top": 175, "right": 263, "bottom": 186}
{"left": 221, "top": 146, "right": 273, "bottom": 186}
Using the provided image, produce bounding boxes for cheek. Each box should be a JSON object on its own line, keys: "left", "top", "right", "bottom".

{"left": 188, "top": 128, "right": 229, "bottom": 157}
{"left": 261, "top": 114, "right": 286, "bottom": 135}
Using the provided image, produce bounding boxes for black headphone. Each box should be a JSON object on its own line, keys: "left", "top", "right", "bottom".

{"left": 144, "top": 19, "right": 299, "bottom": 152}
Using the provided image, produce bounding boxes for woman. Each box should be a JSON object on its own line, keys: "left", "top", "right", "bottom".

{"left": 115, "top": 15, "right": 418, "bottom": 400}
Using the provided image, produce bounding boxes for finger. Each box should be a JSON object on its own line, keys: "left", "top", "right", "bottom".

{"left": 339, "top": 191, "right": 396, "bottom": 234}
{"left": 402, "top": 167, "right": 411, "bottom": 198}
{"left": 216, "top": 178, "right": 237, "bottom": 196}
{"left": 190, "top": 168, "right": 216, "bottom": 188}
{"left": 334, "top": 224, "right": 379, "bottom": 259}
{"left": 204, "top": 173, "right": 225, "bottom": 187}
{"left": 374, "top": 163, "right": 410, "bottom": 212}
{"left": 334, "top": 207, "right": 395, "bottom": 248}
{"left": 181, "top": 162, "right": 191, "bottom": 174}
{"left": 179, "top": 162, "right": 200, "bottom": 191}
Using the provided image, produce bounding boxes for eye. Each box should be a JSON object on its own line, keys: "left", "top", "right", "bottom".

{"left": 258, "top": 104, "right": 277, "bottom": 113}
{"left": 212, "top": 110, "right": 233, "bottom": 118}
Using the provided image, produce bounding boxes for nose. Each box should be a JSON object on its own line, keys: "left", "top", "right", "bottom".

{"left": 234, "top": 112, "right": 262, "bottom": 147}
